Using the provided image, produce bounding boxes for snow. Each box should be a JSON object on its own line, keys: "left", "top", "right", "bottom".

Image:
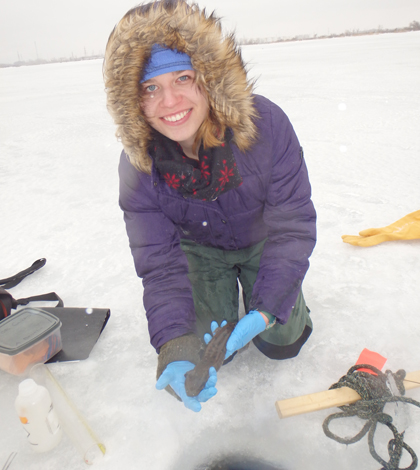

{"left": 1, "top": 31, "right": 420, "bottom": 470}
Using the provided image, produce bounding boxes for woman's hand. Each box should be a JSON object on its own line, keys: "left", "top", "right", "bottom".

{"left": 225, "top": 311, "right": 267, "bottom": 359}
{"left": 205, "top": 311, "right": 268, "bottom": 360}
{"left": 156, "top": 361, "right": 217, "bottom": 412}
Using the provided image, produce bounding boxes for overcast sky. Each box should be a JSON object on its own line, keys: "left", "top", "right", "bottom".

{"left": 0, "top": 0, "right": 419, "bottom": 64}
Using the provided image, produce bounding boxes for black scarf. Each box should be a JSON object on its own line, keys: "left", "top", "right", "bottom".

{"left": 149, "top": 131, "right": 242, "bottom": 201}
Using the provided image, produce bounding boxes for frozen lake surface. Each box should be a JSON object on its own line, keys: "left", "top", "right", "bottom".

{"left": 1, "top": 31, "right": 420, "bottom": 470}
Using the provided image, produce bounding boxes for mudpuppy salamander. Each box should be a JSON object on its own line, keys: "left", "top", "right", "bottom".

{"left": 185, "top": 321, "right": 237, "bottom": 397}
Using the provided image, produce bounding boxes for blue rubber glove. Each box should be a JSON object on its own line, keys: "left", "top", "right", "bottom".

{"left": 156, "top": 361, "right": 218, "bottom": 412}
{"left": 203, "top": 320, "right": 228, "bottom": 345}
{"left": 225, "top": 311, "right": 266, "bottom": 359}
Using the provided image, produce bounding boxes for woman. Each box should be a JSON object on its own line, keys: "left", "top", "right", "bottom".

{"left": 104, "top": 0, "right": 316, "bottom": 412}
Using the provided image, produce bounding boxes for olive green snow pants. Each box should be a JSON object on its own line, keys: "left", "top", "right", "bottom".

{"left": 180, "top": 239, "right": 312, "bottom": 360}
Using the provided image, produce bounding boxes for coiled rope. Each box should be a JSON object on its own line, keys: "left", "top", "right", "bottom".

{"left": 323, "top": 364, "right": 420, "bottom": 470}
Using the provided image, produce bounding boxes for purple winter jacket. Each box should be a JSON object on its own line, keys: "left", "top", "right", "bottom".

{"left": 119, "top": 95, "right": 316, "bottom": 352}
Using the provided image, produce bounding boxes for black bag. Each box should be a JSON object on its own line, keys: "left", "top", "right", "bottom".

{"left": 0, "top": 259, "right": 63, "bottom": 320}
{"left": 0, "top": 259, "right": 110, "bottom": 362}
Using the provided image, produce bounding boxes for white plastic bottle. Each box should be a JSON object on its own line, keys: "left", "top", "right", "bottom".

{"left": 15, "top": 378, "right": 63, "bottom": 452}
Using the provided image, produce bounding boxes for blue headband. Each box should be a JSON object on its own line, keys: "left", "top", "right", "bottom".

{"left": 140, "top": 44, "right": 193, "bottom": 83}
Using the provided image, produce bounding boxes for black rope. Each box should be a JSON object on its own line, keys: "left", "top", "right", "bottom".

{"left": 323, "top": 364, "right": 420, "bottom": 470}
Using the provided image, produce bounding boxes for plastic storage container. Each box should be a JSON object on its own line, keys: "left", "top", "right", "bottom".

{"left": 0, "top": 308, "right": 62, "bottom": 375}
{"left": 15, "top": 378, "right": 63, "bottom": 452}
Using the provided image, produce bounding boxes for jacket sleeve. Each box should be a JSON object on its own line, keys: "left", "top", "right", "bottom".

{"left": 118, "top": 152, "right": 197, "bottom": 351}
{"left": 249, "top": 103, "right": 317, "bottom": 324}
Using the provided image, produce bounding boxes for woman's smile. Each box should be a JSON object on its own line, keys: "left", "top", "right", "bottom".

{"left": 161, "top": 108, "right": 192, "bottom": 124}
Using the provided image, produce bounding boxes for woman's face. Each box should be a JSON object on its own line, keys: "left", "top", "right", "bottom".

{"left": 141, "top": 70, "right": 208, "bottom": 151}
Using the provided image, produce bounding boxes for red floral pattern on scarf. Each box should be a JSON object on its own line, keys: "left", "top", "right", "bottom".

{"left": 163, "top": 173, "right": 181, "bottom": 189}
{"left": 149, "top": 130, "right": 242, "bottom": 201}
{"left": 200, "top": 157, "right": 211, "bottom": 180}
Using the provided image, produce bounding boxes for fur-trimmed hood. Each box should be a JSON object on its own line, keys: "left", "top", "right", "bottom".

{"left": 103, "top": 0, "right": 258, "bottom": 173}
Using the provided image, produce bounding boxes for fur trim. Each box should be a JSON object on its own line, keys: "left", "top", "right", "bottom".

{"left": 103, "top": 0, "right": 258, "bottom": 173}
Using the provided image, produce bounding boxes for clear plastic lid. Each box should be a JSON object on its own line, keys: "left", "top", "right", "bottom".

{"left": 0, "top": 308, "right": 61, "bottom": 355}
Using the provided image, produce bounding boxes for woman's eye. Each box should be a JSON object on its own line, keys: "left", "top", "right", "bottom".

{"left": 178, "top": 75, "right": 190, "bottom": 82}
{"left": 145, "top": 84, "right": 157, "bottom": 93}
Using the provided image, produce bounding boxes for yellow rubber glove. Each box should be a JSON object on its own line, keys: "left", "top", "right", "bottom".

{"left": 342, "top": 210, "right": 420, "bottom": 247}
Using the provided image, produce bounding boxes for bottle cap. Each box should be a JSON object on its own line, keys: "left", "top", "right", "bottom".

{"left": 19, "top": 378, "right": 38, "bottom": 396}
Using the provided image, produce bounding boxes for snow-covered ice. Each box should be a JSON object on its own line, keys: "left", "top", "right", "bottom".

{"left": 1, "top": 32, "right": 419, "bottom": 470}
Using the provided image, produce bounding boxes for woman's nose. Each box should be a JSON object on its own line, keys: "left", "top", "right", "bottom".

{"left": 161, "top": 86, "right": 182, "bottom": 108}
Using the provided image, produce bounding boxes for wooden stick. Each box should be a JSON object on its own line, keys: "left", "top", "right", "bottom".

{"left": 276, "top": 370, "right": 420, "bottom": 419}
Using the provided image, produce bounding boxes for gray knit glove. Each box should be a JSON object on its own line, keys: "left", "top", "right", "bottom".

{"left": 156, "top": 333, "right": 203, "bottom": 401}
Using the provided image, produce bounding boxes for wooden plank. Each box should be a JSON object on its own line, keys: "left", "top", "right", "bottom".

{"left": 275, "top": 370, "right": 420, "bottom": 419}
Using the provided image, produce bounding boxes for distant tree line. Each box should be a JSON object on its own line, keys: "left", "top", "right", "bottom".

{"left": 1, "top": 21, "right": 419, "bottom": 68}
{"left": 239, "top": 20, "right": 420, "bottom": 45}
{"left": 0, "top": 54, "right": 104, "bottom": 69}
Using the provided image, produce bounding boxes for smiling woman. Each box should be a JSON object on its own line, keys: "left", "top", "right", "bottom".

{"left": 103, "top": 0, "right": 316, "bottom": 413}
{"left": 141, "top": 67, "right": 209, "bottom": 159}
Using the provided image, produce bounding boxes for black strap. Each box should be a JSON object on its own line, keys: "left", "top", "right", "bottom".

{"left": 0, "top": 259, "right": 64, "bottom": 320}
{"left": 0, "top": 258, "right": 47, "bottom": 289}
{"left": 15, "top": 292, "right": 64, "bottom": 308}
